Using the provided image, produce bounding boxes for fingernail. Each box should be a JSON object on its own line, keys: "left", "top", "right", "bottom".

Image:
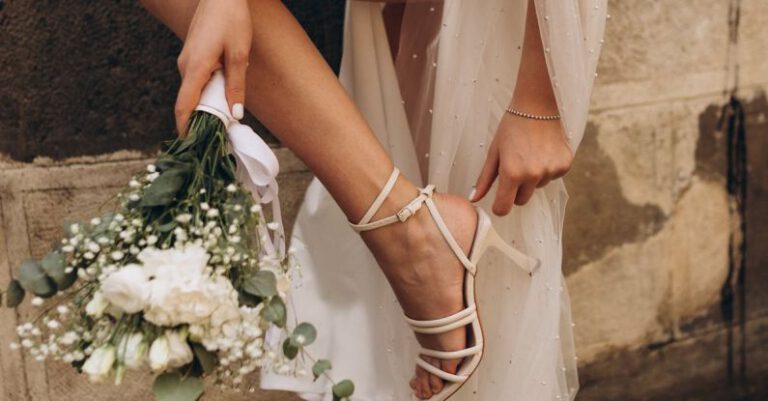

{"left": 468, "top": 188, "right": 477, "bottom": 201}
{"left": 232, "top": 103, "right": 244, "bottom": 120}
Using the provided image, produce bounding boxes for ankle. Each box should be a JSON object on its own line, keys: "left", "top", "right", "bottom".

{"left": 367, "top": 176, "right": 421, "bottom": 223}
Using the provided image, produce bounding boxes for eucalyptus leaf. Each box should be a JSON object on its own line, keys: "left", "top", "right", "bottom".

{"left": 332, "top": 379, "right": 355, "bottom": 399}
{"left": 290, "top": 322, "right": 317, "bottom": 347}
{"left": 152, "top": 372, "right": 204, "bottom": 401}
{"left": 191, "top": 344, "right": 217, "bottom": 375}
{"left": 260, "top": 296, "right": 286, "bottom": 328}
{"left": 141, "top": 168, "right": 190, "bottom": 207}
{"left": 242, "top": 270, "right": 277, "bottom": 298}
{"left": 17, "top": 260, "right": 57, "bottom": 298}
{"left": 41, "top": 252, "right": 75, "bottom": 291}
{"left": 312, "top": 359, "right": 332, "bottom": 381}
{"left": 237, "top": 289, "right": 261, "bottom": 307}
{"left": 5, "top": 279, "right": 25, "bottom": 307}
{"left": 282, "top": 338, "right": 299, "bottom": 360}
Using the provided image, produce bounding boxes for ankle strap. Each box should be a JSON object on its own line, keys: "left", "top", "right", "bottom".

{"left": 350, "top": 168, "right": 435, "bottom": 232}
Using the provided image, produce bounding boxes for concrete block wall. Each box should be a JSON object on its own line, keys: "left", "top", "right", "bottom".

{"left": 0, "top": 1, "right": 766, "bottom": 400}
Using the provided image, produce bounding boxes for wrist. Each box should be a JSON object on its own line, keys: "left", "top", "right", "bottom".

{"left": 509, "top": 91, "right": 559, "bottom": 116}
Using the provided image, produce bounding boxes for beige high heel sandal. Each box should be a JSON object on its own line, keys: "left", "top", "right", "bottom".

{"left": 349, "top": 168, "right": 540, "bottom": 401}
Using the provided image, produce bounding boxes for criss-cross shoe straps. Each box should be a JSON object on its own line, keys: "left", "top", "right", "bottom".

{"left": 405, "top": 305, "right": 483, "bottom": 383}
{"left": 349, "top": 168, "right": 482, "bottom": 383}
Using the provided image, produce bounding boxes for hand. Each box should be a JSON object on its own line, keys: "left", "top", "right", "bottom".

{"left": 470, "top": 113, "right": 573, "bottom": 215}
{"left": 174, "top": 0, "right": 252, "bottom": 136}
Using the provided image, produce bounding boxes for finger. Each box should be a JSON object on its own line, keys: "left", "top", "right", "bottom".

{"left": 536, "top": 176, "right": 552, "bottom": 188}
{"left": 470, "top": 148, "right": 499, "bottom": 202}
{"left": 175, "top": 66, "right": 213, "bottom": 137}
{"left": 514, "top": 181, "right": 538, "bottom": 205}
{"left": 224, "top": 46, "right": 249, "bottom": 120}
{"left": 492, "top": 174, "right": 520, "bottom": 216}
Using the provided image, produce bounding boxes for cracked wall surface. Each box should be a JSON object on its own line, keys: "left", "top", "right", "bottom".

{"left": 1, "top": 0, "right": 767, "bottom": 401}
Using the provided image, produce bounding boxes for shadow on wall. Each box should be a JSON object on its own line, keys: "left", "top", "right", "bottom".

{"left": 567, "top": 91, "right": 767, "bottom": 401}
{"left": 0, "top": 0, "right": 345, "bottom": 162}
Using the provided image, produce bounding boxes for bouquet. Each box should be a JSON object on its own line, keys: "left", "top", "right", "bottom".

{"left": 1, "top": 72, "right": 354, "bottom": 401}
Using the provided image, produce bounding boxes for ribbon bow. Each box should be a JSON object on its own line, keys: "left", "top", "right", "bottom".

{"left": 195, "top": 71, "right": 285, "bottom": 258}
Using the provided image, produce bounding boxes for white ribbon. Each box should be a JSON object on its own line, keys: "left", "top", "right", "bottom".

{"left": 195, "top": 71, "right": 285, "bottom": 258}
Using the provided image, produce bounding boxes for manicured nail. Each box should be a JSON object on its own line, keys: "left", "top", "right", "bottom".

{"left": 468, "top": 188, "right": 477, "bottom": 201}
{"left": 232, "top": 103, "right": 244, "bottom": 120}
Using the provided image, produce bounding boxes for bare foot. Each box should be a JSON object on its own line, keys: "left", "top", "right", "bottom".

{"left": 359, "top": 184, "right": 478, "bottom": 400}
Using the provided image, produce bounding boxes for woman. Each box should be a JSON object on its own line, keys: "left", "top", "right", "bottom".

{"left": 140, "top": 0, "right": 605, "bottom": 400}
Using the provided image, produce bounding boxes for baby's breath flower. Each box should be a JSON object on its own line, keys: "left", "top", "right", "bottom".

{"left": 128, "top": 179, "right": 141, "bottom": 188}
{"left": 176, "top": 214, "right": 193, "bottom": 224}
{"left": 146, "top": 164, "right": 156, "bottom": 173}
{"left": 83, "top": 252, "right": 95, "bottom": 260}
{"left": 200, "top": 202, "right": 211, "bottom": 211}
{"left": 31, "top": 297, "right": 44, "bottom": 307}
{"left": 226, "top": 184, "right": 237, "bottom": 193}
{"left": 206, "top": 209, "right": 220, "bottom": 218}
{"left": 147, "top": 235, "right": 158, "bottom": 246}
{"left": 250, "top": 204, "right": 262, "bottom": 214}
{"left": 128, "top": 193, "right": 141, "bottom": 202}
{"left": 267, "top": 222, "right": 280, "bottom": 231}
{"left": 110, "top": 251, "right": 125, "bottom": 261}
{"left": 146, "top": 172, "right": 160, "bottom": 182}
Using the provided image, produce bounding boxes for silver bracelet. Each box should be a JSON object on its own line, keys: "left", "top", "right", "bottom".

{"left": 505, "top": 106, "right": 560, "bottom": 120}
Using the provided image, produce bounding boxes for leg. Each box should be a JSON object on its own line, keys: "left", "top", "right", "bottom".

{"left": 141, "top": 0, "right": 473, "bottom": 397}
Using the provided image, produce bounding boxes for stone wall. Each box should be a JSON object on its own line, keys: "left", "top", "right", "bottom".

{"left": 0, "top": 1, "right": 766, "bottom": 401}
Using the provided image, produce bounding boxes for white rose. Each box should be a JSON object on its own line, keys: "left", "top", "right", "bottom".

{"left": 208, "top": 276, "right": 240, "bottom": 328}
{"left": 149, "top": 331, "right": 194, "bottom": 372}
{"left": 138, "top": 245, "right": 208, "bottom": 281}
{"left": 85, "top": 291, "right": 109, "bottom": 318}
{"left": 82, "top": 345, "right": 115, "bottom": 383}
{"left": 144, "top": 283, "right": 218, "bottom": 326}
{"left": 118, "top": 333, "right": 147, "bottom": 369}
{"left": 149, "top": 335, "right": 170, "bottom": 371}
{"left": 165, "top": 331, "right": 194, "bottom": 368}
{"left": 101, "top": 265, "right": 151, "bottom": 314}
{"left": 141, "top": 247, "right": 238, "bottom": 327}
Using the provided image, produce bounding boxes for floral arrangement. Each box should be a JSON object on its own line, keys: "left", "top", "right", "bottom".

{"left": 1, "top": 106, "right": 354, "bottom": 401}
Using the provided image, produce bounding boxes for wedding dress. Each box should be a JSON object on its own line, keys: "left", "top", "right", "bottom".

{"left": 261, "top": 1, "right": 606, "bottom": 400}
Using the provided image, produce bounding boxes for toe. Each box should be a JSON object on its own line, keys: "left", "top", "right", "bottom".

{"left": 415, "top": 366, "right": 434, "bottom": 399}
{"left": 410, "top": 377, "right": 419, "bottom": 392}
{"left": 425, "top": 357, "right": 445, "bottom": 394}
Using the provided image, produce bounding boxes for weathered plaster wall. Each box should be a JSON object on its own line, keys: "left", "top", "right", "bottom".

{"left": 0, "top": 1, "right": 766, "bottom": 401}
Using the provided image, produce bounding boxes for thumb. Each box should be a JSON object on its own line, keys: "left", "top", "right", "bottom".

{"left": 470, "top": 150, "right": 499, "bottom": 202}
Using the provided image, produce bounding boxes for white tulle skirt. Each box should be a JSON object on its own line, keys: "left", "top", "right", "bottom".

{"left": 261, "top": 1, "right": 605, "bottom": 400}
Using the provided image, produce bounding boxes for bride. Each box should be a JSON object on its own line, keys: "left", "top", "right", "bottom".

{"left": 140, "top": 0, "right": 605, "bottom": 400}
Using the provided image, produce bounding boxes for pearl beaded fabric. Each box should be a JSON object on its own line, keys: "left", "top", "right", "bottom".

{"left": 261, "top": 1, "right": 606, "bottom": 401}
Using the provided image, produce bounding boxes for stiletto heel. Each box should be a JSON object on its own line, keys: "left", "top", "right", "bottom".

{"left": 472, "top": 210, "right": 541, "bottom": 276}
{"left": 349, "top": 168, "right": 539, "bottom": 401}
